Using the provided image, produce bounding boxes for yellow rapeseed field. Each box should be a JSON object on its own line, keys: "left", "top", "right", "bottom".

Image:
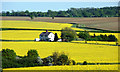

{"left": 1, "top": 30, "right": 61, "bottom": 40}
{"left": 72, "top": 41, "right": 116, "bottom": 45}
{"left": 1, "top": 30, "right": 119, "bottom": 42}
{"left": 3, "top": 65, "right": 118, "bottom": 70}
{"left": 2, "top": 42, "right": 118, "bottom": 63}
{"left": 1, "top": 20, "right": 73, "bottom": 30}
{"left": 1, "top": 20, "right": 84, "bottom": 40}
{"left": 1, "top": 20, "right": 119, "bottom": 41}
{"left": 1, "top": 20, "right": 119, "bottom": 70}
{"left": 71, "top": 27, "right": 84, "bottom": 31}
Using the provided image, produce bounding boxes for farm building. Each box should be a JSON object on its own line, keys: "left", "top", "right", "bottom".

{"left": 39, "top": 30, "right": 55, "bottom": 41}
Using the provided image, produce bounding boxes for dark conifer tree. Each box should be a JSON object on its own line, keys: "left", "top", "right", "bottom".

{"left": 54, "top": 33, "right": 59, "bottom": 41}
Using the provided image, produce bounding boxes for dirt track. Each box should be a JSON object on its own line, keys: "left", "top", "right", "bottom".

{"left": 1, "top": 16, "right": 119, "bottom": 31}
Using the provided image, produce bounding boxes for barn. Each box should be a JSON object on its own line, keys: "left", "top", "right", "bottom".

{"left": 39, "top": 30, "right": 55, "bottom": 41}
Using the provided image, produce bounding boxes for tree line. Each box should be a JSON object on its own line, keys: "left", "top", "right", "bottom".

{"left": 61, "top": 27, "right": 118, "bottom": 43}
{"left": 77, "top": 31, "right": 118, "bottom": 42}
{"left": 1, "top": 6, "right": 119, "bottom": 17}
{"left": 2, "top": 49, "right": 77, "bottom": 68}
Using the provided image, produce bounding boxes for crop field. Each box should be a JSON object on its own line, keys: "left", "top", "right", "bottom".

{"left": 0, "top": 20, "right": 119, "bottom": 41}
{"left": 3, "top": 65, "right": 118, "bottom": 70}
{"left": 1, "top": 20, "right": 72, "bottom": 30}
{"left": 1, "top": 30, "right": 62, "bottom": 40}
{"left": 2, "top": 42, "right": 118, "bottom": 63}
{"left": 2, "top": 17, "right": 119, "bottom": 31}
{"left": 1, "top": 30, "right": 119, "bottom": 42}
{"left": 1, "top": 20, "right": 119, "bottom": 70}
{"left": 71, "top": 41, "right": 117, "bottom": 45}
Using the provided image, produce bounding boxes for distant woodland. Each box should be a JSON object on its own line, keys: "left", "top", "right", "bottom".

{"left": 1, "top": 6, "right": 119, "bottom": 17}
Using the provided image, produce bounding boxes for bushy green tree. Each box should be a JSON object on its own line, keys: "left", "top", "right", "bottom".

{"left": 2, "top": 49, "right": 21, "bottom": 68}
{"left": 52, "top": 52, "right": 75, "bottom": 65}
{"left": 17, "top": 57, "right": 41, "bottom": 67}
{"left": 108, "top": 35, "right": 117, "bottom": 41}
{"left": 2, "top": 58, "right": 22, "bottom": 68}
{"left": 42, "top": 56, "right": 53, "bottom": 66}
{"left": 95, "top": 36, "right": 102, "bottom": 41}
{"left": 77, "top": 31, "right": 90, "bottom": 40}
{"left": 100, "top": 34, "right": 108, "bottom": 41}
{"left": 2, "top": 49, "right": 16, "bottom": 60}
{"left": 29, "top": 15, "right": 34, "bottom": 20}
{"left": 83, "top": 61, "right": 87, "bottom": 65}
{"left": 27, "top": 49, "right": 39, "bottom": 57}
{"left": 52, "top": 52, "right": 59, "bottom": 65}
{"left": 61, "top": 27, "right": 77, "bottom": 42}
{"left": 57, "top": 54, "right": 68, "bottom": 65}
{"left": 88, "top": 34, "right": 117, "bottom": 42}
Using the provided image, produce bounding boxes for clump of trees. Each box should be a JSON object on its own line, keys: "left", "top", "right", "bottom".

{"left": 1, "top": 6, "right": 119, "bottom": 17}
{"left": 27, "top": 49, "right": 39, "bottom": 57}
{"left": 77, "top": 31, "right": 117, "bottom": 42}
{"left": 2, "top": 49, "right": 76, "bottom": 68}
{"left": 2, "top": 49, "right": 43, "bottom": 68}
{"left": 77, "top": 31, "right": 90, "bottom": 40}
{"left": 61, "top": 27, "right": 77, "bottom": 42}
{"left": 2, "top": 49, "right": 16, "bottom": 60}
{"left": 89, "top": 34, "right": 117, "bottom": 41}
{"left": 29, "top": 15, "right": 34, "bottom": 20}
{"left": 51, "top": 52, "right": 76, "bottom": 65}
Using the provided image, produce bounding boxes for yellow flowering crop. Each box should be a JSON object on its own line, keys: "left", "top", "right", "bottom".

{"left": 1, "top": 20, "right": 73, "bottom": 30}
{"left": 3, "top": 65, "right": 118, "bottom": 70}
{"left": 2, "top": 42, "right": 118, "bottom": 63}
{"left": 1, "top": 30, "right": 61, "bottom": 40}
{"left": 1, "top": 20, "right": 119, "bottom": 70}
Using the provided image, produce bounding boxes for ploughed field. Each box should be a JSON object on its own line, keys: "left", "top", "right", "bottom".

{"left": 1, "top": 20, "right": 119, "bottom": 70}
{"left": 2, "top": 16, "right": 119, "bottom": 31}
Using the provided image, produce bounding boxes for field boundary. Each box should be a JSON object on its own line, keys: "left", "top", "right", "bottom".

{"left": 1, "top": 28, "right": 120, "bottom": 33}
{"left": 1, "top": 39, "right": 119, "bottom": 46}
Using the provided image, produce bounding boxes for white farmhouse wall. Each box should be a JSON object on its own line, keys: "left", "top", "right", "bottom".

{"left": 48, "top": 33, "right": 55, "bottom": 41}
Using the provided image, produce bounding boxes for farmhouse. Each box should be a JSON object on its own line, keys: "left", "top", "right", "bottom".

{"left": 39, "top": 30, "right": 55, "bottom": 41}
